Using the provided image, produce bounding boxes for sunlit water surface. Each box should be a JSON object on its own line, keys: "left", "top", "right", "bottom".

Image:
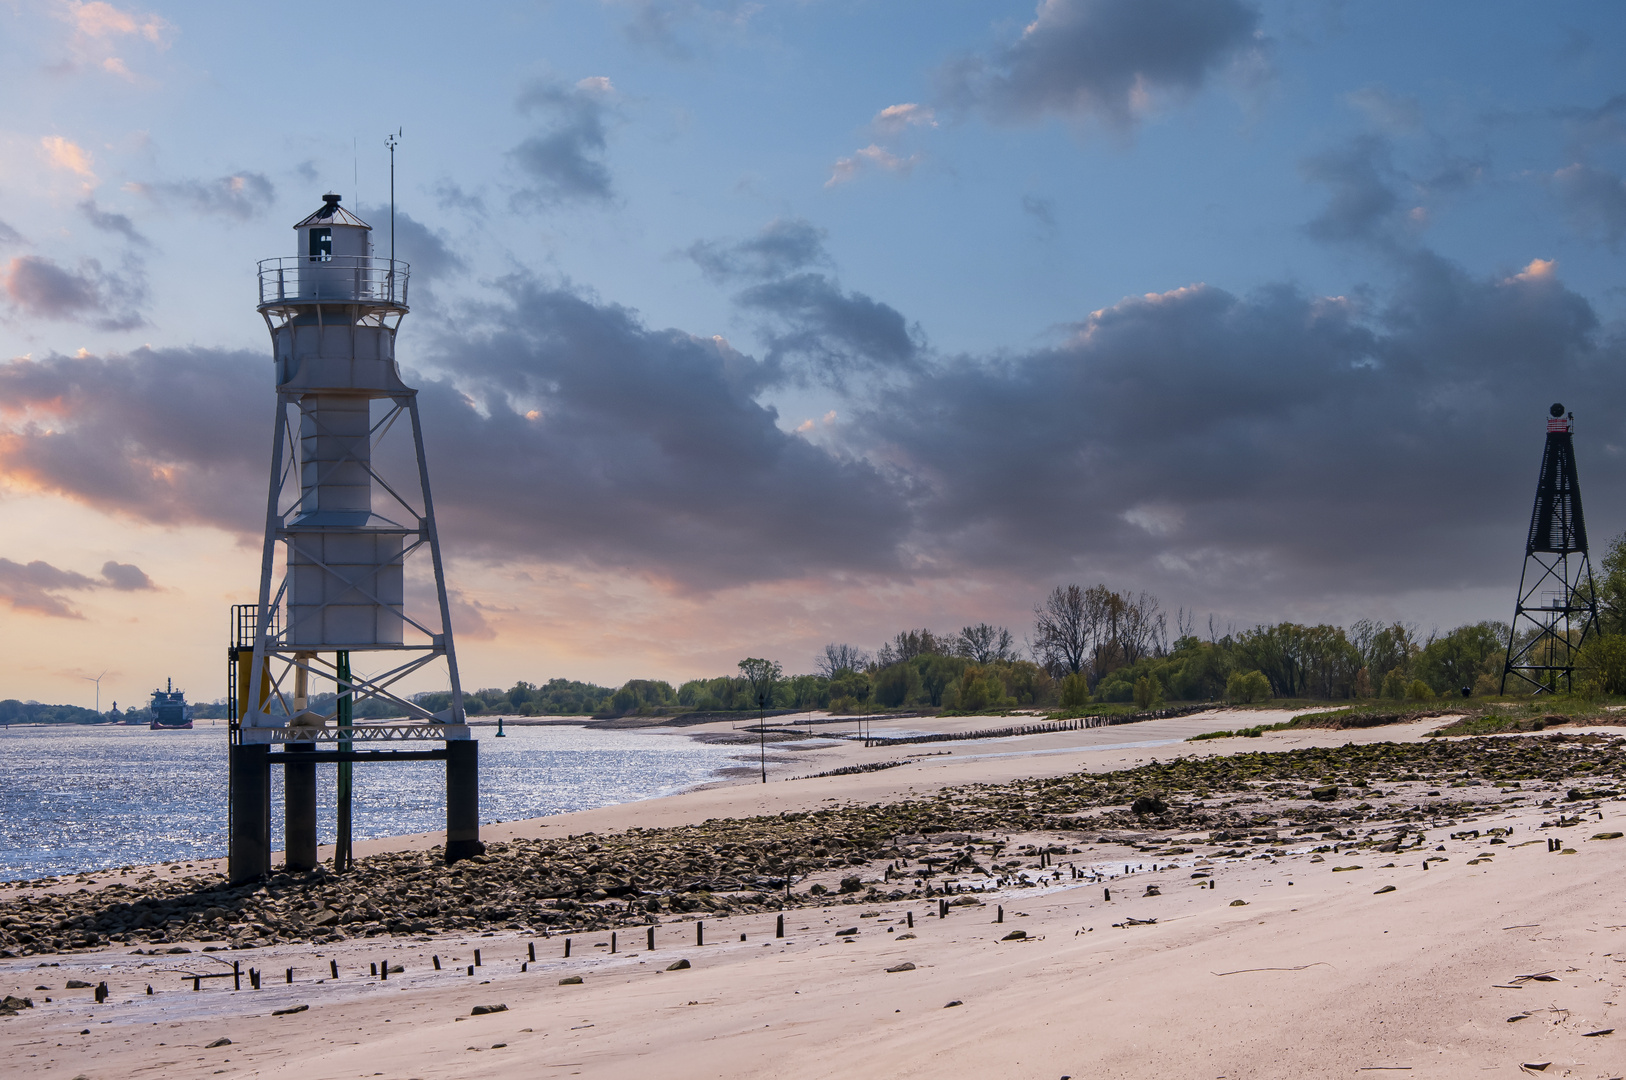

{"left": 0, "top": 723, "right": 740, "bottom": 881}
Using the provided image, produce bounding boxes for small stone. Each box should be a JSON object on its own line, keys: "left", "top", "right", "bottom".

{"left": 271, "top": 1004, "right": 308, "bottom": 1016}
{"left": 1229, "top": 900, "right": 1248, "bottom": 907}
{"left": 64, "top": 980, "right": 93, "bottom": 989}
{"left": 1374, "top": 885, "right": 1396, "bottom": 894}
{"left": 943, "top": 1000, "right": 962, "bottom": 1008}
{"left": 558, "top": 975, "right": 583, "bottom": 985}
{"left": 206, "top": 1037, "right": 232, "bottom": 1048}
{"left": 665, "top": 959, "right": 691, "bottom": 971}
{"left": 834, "top": 928, "right": 858, "bottom": 936}
{"left": 470, "top": 1003, "right": 509, "bottom": 1014}
{"left": 1590, "top": 832, "right": 1623, "bottom": 840}
{"left": 885, "top": 962, "right": 916, "bottom": 972}
{"left": 1001, "top": 930, "right": 1027, "bottom": 941}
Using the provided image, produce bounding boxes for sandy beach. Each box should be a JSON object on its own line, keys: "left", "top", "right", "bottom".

{"left": 3, "top": 708, "right": 1624, "bottom": 1078}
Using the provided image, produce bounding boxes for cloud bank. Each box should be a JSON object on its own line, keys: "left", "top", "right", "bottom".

{"left": 2, "top": 255, "right": 145, "bottom": 330}
{"left": 510, "top": 77, "right": 618, "bottom": 206}
{"left": 1, "top": 234, "right": 1617, "bottom": 621}
{"left": 127, "top": 172, "right": 276, "bottom": 220}
{"left": 939, "top": 0, "right": 1264, "bottom": 130}
{"left": 0, "top": 556, "right": 153, "bottom": 618}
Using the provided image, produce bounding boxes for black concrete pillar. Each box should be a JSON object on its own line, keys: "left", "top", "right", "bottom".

{"left": 229, "top": 743, "right": 271, "bottom": 884}
{"left": 284, "top": 742, "right": 318, "bottom": 871}
{"left": 445, "top": 738, "right": 483, "bottom": 863}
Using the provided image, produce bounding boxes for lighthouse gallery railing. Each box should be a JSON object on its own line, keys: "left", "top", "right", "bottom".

{"left": 256, "top": 256, "right": 410, "bottom": 307}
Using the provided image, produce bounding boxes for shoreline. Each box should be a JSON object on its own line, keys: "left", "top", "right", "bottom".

{"left": 0, "top": 707, "right": 1217, "bottom": 886}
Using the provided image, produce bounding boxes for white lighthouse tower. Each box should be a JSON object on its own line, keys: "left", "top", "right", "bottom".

{"left": 227, "top": 193, "right": 479, "bottom": 883}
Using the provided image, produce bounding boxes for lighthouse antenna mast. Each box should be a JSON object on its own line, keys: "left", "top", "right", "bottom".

{"left": 386, "top": 129, "right": 401, "bottom": 265}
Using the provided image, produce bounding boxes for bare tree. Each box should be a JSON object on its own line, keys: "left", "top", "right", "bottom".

{"left": 1036, "top": 584, "right": 1167, "bottom": 681}
{"left": 1117, "top": 591, "right": 1167, "bottom": 666}
{"left": 1084, "top": 584, "right": 1123, "bottom": 676}
{"left": 1034, "top": 585, "right": 1090, "bottom": 675}
{"left": 956, "top": 623, "right": 1015, "bottom": 663}
{"left": 816, "top": 643, "right": 870, "bottom": 677}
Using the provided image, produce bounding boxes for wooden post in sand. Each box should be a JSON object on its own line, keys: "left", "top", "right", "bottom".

{"left": 529, "top": 942, "right": 536, "bottom": 962}
{"left": 648, "top": 926, "right": 656, "bottom": 951}
{"left": 697, "top": 921, "right": 705, "bottom": 946}
{"left": 776, "top": 914, "right": 784, "bottom": 938}
{"left": 330, "top": 959, "right": 339, "bottom": 978}
{"left": 611, "top": 932, "right": 618, "bottom": 953}
{"left": 565, "top": 938, "right": 572, "bottom": 958}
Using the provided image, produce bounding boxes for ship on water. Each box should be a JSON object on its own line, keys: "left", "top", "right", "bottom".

{"left": 148, "top": 679, "right": 193, "bottom": 730}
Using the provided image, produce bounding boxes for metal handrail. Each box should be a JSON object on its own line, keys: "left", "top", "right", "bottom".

{"left": 256, "top": 256, "right": 410, "bottom": 306}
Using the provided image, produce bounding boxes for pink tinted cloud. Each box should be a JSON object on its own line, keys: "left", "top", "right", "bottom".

{"left": 0, "top": 556, "right": 152, "bottom": 619}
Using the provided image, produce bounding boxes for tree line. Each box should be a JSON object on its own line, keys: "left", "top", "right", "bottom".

{"left": 452, "top": 543, "right": 1626, "bottom": 717}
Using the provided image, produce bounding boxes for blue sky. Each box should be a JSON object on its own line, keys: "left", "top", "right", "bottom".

{"left": 4, "top": 0, "right": 1626, "bottom": 706}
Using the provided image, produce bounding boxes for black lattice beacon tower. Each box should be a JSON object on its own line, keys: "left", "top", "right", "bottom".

{"left": 1501, "top": 403, "right": 1601, "bottom": 694}
{"left": 225, "top": 192, "right": 481, "bottom": 885}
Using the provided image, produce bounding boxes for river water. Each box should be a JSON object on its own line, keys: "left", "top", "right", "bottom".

{"left": 0, "top": 722, "right": 740, "bottom": 881}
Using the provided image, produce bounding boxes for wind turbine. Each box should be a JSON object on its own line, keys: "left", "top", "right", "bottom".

{"left": 81, "top": 670, "right": 108, "bottom": 715}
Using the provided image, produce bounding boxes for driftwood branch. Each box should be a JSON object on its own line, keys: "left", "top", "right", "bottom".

{"left": 1211, "top": 962, "right": 1332, "bottom": 976}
